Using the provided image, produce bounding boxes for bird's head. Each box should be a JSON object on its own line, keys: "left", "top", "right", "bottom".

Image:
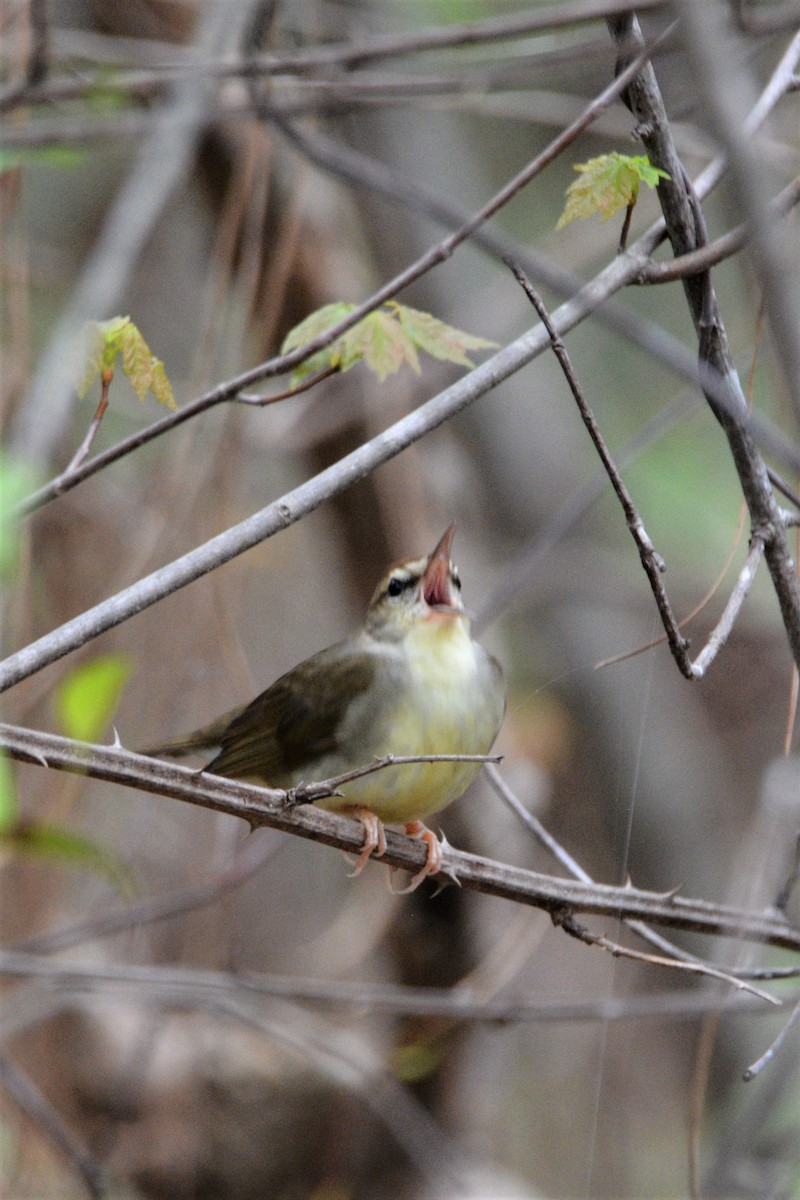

{"left": 364, "top": 524, "right": 466, "bottom": 643}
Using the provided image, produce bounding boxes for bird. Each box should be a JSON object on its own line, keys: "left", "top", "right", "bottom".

{"left": 145, "top": 525, "right": 506, "bottom": 890}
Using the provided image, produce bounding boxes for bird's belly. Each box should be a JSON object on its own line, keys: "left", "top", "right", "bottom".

{"left": 319, "top": 624, "right": 502, "bottom": 823}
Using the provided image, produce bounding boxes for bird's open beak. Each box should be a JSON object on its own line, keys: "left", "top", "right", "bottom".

{"left": 422, "top": 524, "right": 457, "bottom": 609}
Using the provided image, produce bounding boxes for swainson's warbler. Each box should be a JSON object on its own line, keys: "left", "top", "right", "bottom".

{"left": 146, "top": 526, "right": 505, "bottom": 890}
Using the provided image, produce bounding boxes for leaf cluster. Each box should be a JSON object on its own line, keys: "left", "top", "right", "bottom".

{"left": 77, "top": 316, "right": 176, "bottom": 409}
{"left": 0, "top": 656, "right": 134, "bottom": 893}
{"left": 556, "top": 152, "right": 670, "bottom": 230}
{"left": 280, "top": 300, "right": 498, "bottom": 387}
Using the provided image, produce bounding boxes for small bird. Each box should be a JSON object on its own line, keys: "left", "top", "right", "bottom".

{"left": 146, "top": 526, "right": 505, "bottom": 890}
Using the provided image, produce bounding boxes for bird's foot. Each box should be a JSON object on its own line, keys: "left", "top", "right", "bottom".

{"left": 347, "top": 807, "right": 388, "bottom": 877}
{"left": 389, "top": 821, "right": 450, "bottom": 894}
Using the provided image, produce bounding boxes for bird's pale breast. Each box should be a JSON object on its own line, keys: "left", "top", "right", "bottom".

{"left": 318, "top": 614, "right": 504, "bottom": 823}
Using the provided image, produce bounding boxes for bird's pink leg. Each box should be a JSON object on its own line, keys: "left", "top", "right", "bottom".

{"left": 347, "top": 806, "right": 387, "bottom": 876}
{"left": 394, "top": 820, "right": 442, "bottom": 892}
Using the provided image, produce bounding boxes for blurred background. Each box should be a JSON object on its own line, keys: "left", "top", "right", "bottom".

{"left": 2, "top": 1, "right": 800, "bottom": 1196}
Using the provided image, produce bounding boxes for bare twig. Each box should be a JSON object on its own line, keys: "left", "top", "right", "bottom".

{"left": 0, "top": 0, "right": 667, "bottom": 119}
{"left": 743, "top": 994, "right": 800, "bottom": 1080}
{"left": 0, "top": 1055, "right": 104, "bottom": 1199}
{"left": 62, "top": 373, "right": 112, "bottom": 475}
{"left": 2, "top": 722, "right": 800, "bottom": 956}
{"left": 486, "top": 762, "right": 744, "bottom": 973}
{"left": 634, "top": 176, "right": 800, "bottom": 285}
{"left": 0, "top": 951, "right": 775, "bottom": 1026}
{"left": 286, "top": 753, "right": 503, "bottom": 805}
{"left": 552, "top": 910, "right": 777, "bottom": 1003}
{"left": 676, "top": 3, "right": 800, "bottom": 423}
{"left": 689, "top": 536, "right": 765, "bottom": 676}
{"left": 505, "top": 261, "right": 694, "bottom": 674}
{"left": 12, "top": 829, "right": 283, "bottom": 955}
{"left": 507, "top": 263, "right": 771, "bottom": 681}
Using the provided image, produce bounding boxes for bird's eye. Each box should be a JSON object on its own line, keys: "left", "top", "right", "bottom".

{"left": 387, "top": 576, "right": 406, "bottom": 598}
{"left": 452, "top": 568, "right": 462, "bottom": 590}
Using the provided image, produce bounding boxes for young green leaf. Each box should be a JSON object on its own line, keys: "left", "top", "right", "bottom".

{"left": 340, "top": 309, "right": 420, "bottom": 381}
{"left": 2, "top": 821, "right": 135, "bottom": 896}
{"left": 280, "top": 301, "right": 358, "bottom": 386}
{"left": 0, "top": 451, "right": 39, "bottom": 578}
{"left": 281, "top": 300, "right": 496, "bottom": 388}
{"left": 556, "top": 152, "right": 670, "bottom": 230}
{"left": 0, "top": 146, "right": 85, "bottom": 174}
{"left": 150, "top": 358, "right": 176, "bottom": 409}
{"left": 120, "top": 321, "right": 155, "bottom": 400}
{"left": 394, "top": 303, "right": 498, "bottom": 367}
{"left": 76, "top": 321, "right": 109, "bottom": 400}
{"left": 54, "top": 653, "right": 132, "bottom": 744}
{"left": 74, "top": 316, "right": 177, "bottom": 409}
{"left": 0, "top": 754, "right": 18, "bottom": 832}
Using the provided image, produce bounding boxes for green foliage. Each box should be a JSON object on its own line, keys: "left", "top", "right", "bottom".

{"left": 0, "top": 754, "right": 18, "bottom": 829}
{"left": 392, "top": 1035, "right": 450, "bottom": 1083}
{"left": 76, "top": 316, "right": 177, "bottom": 409}
{"left": 4, "top": 821, "right": 134, "bottom": 895}
{"left": 0, "top": 451, "right": 39, "bottom": 579}
{"left": 556, "top": 152, "right": 670, "bottom": 230}
{"left": 0, "top": 147, "right": 85, "bottom": 174}
{"left": 0, "top": 752, "right": 132, "bottom": 894}
{"left": 281, "top": 301, "right": 497, "bottom": 387}
{"left": 54, "top": 653, "right": 132, "bottom": 743}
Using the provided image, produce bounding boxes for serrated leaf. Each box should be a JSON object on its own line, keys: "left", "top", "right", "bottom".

{"left": 0, "top": 451, "right": 39, "bottom": 578}
{"left": 120, "top": 323, "right": 154, "bottom": 400}
{"left": 556, "top": 152, "right": 670, "bottom": 230}
{"left": 340, "top": 310, "right": 420, "bottom": 381}
{"left": 281, "top": 302, "right": 358, "bottom": 387}
{"left": 150, "top": 358, "right": 177, "bottom": 410}
{"left": 394, "top": 304, "right": 498, "bottom": 367}
{"left": 2, "top": 821, "right": 134, "bottom": 896}
{"left": 54, "top": 654, "right": 132, "bottom": 744}
{"left": 76, "top": 323, "right": 106, "bottom": 399}
{"left": 0, "top": 754, "right": 18, "bottom": 832}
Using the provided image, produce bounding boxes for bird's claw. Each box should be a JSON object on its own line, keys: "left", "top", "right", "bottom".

{"left": 347, "top": 807, "right": 388, "bottom": 877}
{"left": 388, "top": 822, "right": 457, "bottom": 894}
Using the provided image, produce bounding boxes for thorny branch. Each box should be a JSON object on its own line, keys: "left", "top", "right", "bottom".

{"left": 2, "top": 722, "right": 800, "bottom": 961}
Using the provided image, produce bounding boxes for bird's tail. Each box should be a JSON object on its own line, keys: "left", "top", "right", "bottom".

{"left": 141, "top": 706, "right": 244, "bottom": 761}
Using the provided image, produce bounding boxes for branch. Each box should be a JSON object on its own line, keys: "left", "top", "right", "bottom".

{"left": 0, "top": 952, "right": 775, "bottom": 1025}
{"left": 0, "top": 0, "right": 668, "bottom": 119}
{"left": 505, "top": 260, "right": 695, "bottom": 674}
{"left": 552, "top": 911, "right": 776, "bottom": 1003}
{"left": 18, "top": 29, "right": 666, "bottom": 517}
{"left": 634, "top": 176, "right": 800, "bottom": 285}
{"left": 506, "top": 265, "right": 775, "bottom": 681}
{"left": 607, "top": 13, "right": 800, "bottom": 673}
{"left": 2, "top": 723, "right": 800, "bottom": 956}
{"left": 0, "top": 1055, "right": 104, "bottom": 1199}
{"left": 7, "top": 0, "right": 264, "bottom": 470}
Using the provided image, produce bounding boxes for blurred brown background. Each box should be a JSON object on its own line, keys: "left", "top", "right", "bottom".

{"left": 2, "top": 1, "right": 800, "bottom": 1197}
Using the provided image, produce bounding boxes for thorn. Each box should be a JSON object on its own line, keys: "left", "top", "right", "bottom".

{"left": 111, "top": 726, "right": 123, "bottom": 748}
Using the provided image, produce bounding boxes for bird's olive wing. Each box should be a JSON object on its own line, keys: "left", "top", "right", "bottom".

{"left": 205, "top": 651, "right": 377, "bottom": 784}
